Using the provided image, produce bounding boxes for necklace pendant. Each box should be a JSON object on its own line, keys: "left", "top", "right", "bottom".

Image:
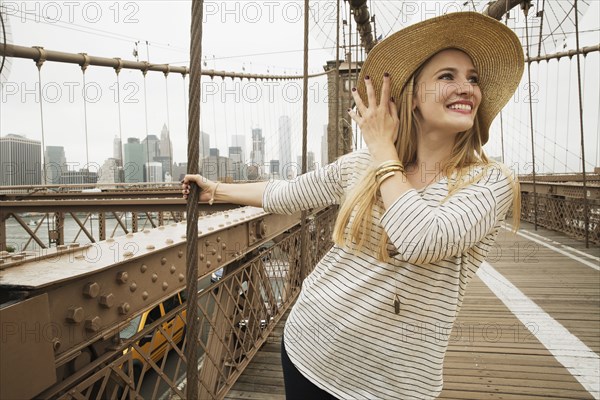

{"left": 393, "top": 296, "right": 400, "bottom": 314}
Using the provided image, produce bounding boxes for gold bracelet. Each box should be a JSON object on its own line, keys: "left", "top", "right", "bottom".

{"left": 208, "top": 182, "right": 220, "bottom": 205}
{"left": 376, "top": 165, "right": 404, "bottom": 179}
{"left": 375, "top": 161, "right": 404, "bottom": 177}
{"left": 377, "top": 170, "right": 398, "bottom": 186}
{"left": 376, "top": 159, "right": 404, "bottom": 170}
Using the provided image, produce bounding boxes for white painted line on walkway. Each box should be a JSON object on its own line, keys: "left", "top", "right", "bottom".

{"left": 478, "top": 262, "right": 600, "bottom": 400}
{"left": 516, "top": 226, "right": 600, "bottom": 262}
{"left": 501, "top": 224, "right": 600, "bottom": 271}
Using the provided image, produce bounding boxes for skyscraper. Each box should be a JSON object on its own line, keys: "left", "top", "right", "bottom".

{"left": 278, "top": 116, "right": 292, "bottom": 178}
{"left": 201, "top": 131, "right": 210, "bottom": 160}
{"left": 141, "top": 134, "right": 161, "bottom": 165}
{"left": 229, "top": 146, "right": 245, "bottom": 181}
{"left": 159, "top": 124, "right": 172, "bottom": 160}
{"left": 123, "top": 138, "right": 144, "bottom": 182}
{"left": 231, "top": 134, "right": 246, "bottom": 163}
{"left": 113, "top": 136, "right": 123, "bottom": 164}
{"left": 251, "top": 128, "right": 265, "bottom": 176}
{"left": 0, "top": 134, "right": 41, "bottom": 186}
{"left": 45, "top": 145, "right": 67, "bottom": 184}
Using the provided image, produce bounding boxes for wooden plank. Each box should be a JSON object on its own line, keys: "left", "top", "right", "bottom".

{"left": 223, "top": 223, "right": 599, "bottom": 400}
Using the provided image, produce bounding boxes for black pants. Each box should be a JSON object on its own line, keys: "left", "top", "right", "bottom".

{"left": 281, "top": 335, "right": 338, "bottom": 400}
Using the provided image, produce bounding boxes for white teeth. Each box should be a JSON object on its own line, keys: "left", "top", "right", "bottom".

{"left": 448, "top": 103, "right": 472, "bottom": 111}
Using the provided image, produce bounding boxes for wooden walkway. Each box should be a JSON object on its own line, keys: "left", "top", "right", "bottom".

{"left": 225, "top": 222, "right": 600, "bottom": 400}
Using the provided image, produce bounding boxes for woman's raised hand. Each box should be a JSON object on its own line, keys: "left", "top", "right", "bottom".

{"left": 181, "top": 174, "right": 215, "bottom": 202}
{"left": 348, "top": 73, "right": 400, "bottom": 161}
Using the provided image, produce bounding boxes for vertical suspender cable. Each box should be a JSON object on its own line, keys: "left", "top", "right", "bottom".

{"left": 299, "top": 0, "right": 310, "bottom": 279}
{"left": 185, "top": 0, "right": 203, "bottom": 398}
{"left": 164, "top": 67, "right": 173, "bottom": 179}
{"left": 142, "top": 68, "right": 150, "bottom": 180}
{"left": 35, "top": 49, "right": 47, "bottom": 185}
{"left": 500, "top": 111, "right": 505, "bottom": 163}
{"left": 573, "top": 0, "right": 589, "bottom": 247}
{"left": 80, "top": 54, "right": 91, "bottom": 176}
{"left": 115, "top": 61, "right": 125, "bottom": 182}
{"left": 523, "top": 2, "right": 538, "bottom": 230}
{"left": 334, "top": 0, "right": 340, "bottom": 161}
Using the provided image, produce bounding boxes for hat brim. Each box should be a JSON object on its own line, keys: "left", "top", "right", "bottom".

{"left": 357, "top": 12, "right": 524, "bottom": 145}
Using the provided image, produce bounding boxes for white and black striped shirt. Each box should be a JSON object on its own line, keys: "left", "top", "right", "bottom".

{"left": 262, "top": 149, "right": 514, "bottom": 399}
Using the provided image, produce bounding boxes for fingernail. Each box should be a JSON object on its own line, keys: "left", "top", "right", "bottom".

{"left": 351, "top": 87, "right": 356, "bottom": 92}
{"left": 365, "top": 75, "right": 370, "bottom": 80}
{"left": 391, "top": 96, "right": 395, "bottom": 102}
{"left": 384, "top": 72, "right": 390, "bottom": 77}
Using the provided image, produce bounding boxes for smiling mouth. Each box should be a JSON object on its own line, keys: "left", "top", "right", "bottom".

{"left": 447, "top": 103, "right": 472, "bottom": 111}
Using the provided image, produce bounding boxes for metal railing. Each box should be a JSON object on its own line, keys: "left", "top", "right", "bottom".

{"left": 36, "top": 206, "right": 337, "bottom": 400}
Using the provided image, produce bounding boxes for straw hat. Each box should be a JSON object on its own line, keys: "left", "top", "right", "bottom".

{"left": 357, "top": 12, "right": 524, "bottom": 144}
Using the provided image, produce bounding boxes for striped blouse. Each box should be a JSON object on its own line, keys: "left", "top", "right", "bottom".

{"left": 262, "top": 149, "right": 514, "bottom": 399}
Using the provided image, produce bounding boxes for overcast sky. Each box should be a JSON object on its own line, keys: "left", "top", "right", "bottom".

{"left": 1, "top": 1, "right": 598, "bottom": 174}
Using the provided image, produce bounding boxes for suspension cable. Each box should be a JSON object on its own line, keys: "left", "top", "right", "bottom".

{"left": 34, "top": 47, "right": 47, "bottom": 185}
{"left": 185, "top": 0, "right": 203, "bottom": 397}
{"left": 164, "top": 66, "right": 173, "bottom": 180}
{"left": 114, "top": 59, "right": 125, "bottom": 183}
{"left": 523, "top": 1, "right": 538, "bottom": 230}
{"left": 80, "top": 53, "right": 91, "bottom": 177}
{"left": 573, "top": 0, "right": 589, "bottom": 247}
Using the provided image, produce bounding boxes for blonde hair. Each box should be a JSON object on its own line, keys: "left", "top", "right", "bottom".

{"left": 332, "top": 64, "right": 520, "bottom": 261}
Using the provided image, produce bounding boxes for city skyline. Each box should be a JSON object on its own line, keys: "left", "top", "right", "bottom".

{"left": 0, "top": 113, "right": 323, "bottom": 185}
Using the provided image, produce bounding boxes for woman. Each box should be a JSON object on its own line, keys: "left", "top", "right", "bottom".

{"left": 183, "top": 11, "right": 524, "bottom": 400}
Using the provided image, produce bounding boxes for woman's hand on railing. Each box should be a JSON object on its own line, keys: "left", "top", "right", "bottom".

{"left": 181, "top": 174, "right": 216, "bottom": 203}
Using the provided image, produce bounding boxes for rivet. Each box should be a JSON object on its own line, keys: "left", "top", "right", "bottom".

{"left": 199, "top": 254, "right": 205, "bottom": 261}
{"left": 221, "top": 243, "right": 227, "bottom": 250}
{"left": 161, "top": 257, "right": 167, "bottom": 265}
{"left": 178, "top": 273, "right": 185, "bottom": 282}
{"left": 52, "top": 338, "right": 61, "bottom": 351}
{"left": 126, "top": 233, "right": 134, "bottom": 238}
{"left": 162, "top": 282, "right": 169, "bottom": 291}
{"left": 123, "top": 251, "right": 133, "bottom": 257}
{"left": 170, "top": 265, "right": 176, "bottom": 274}
{"left": 224, "top": 214, "right": 229, "bottom": 218}
{"left": 171, "top": 223, "right": 177, "bottom": 227}
{"left": 181, "top": 235, "right": 187, "bottom": 239}
{"left": 211, "top": 248, "right": 217, "bottom": 255}
{"left": 99, "top": 293, "right": 115, "bottom": 308}
{"left": 216, "top": 237, "right": 221, "bottom": 242}
{"left": 208, "top": 227, "right": 214, "bottom": 231}
{"left": 116, "top": 271, "right": 129, "bottom": 283}
{"left": 159, "top": 226, "right": 165, "bottom": 230}
{"left": 198, "top": 231, "right": 203, "bottom": 235}
{"left": 106, "top": 238, "right": 115, "bottom": 243}
{"left": 178, "top": 250, "right": 184, "bottom": 258}
{"left": 241, "top": 210, "right": 246, "bottom": 213}
{"left": 205, "top": 241, "right": 211, "bottom": 247}
{"left": 166, "top": 238, "right": 174, "bottom": 244}
{"left": 142, "top": 291, "right": 149, "bottom": 300}
{"left": 83, "top": 282, "right": 100, "bottom": 298}
{"left": 206, "top": 261, "right": 211, "bottom": 268}
{"left": 66, "top": 306, "right": 84, "bottom": 323}
{"left": 146, "top": 244, "right": 155, "bottom": 250}
{"left": 144, "top": 229, "right": 150, "bottom": 234}
{"left": 75, "top": 254, "right": 85, "bottom": 260}
{"left": 152, "top": 273, "right": 158, "bottom": 282}
{"left": 85, "top": 316, "right": 101, "bottom": 332}
{"left": 130, "top": 282, "right": 137, "bottom": 292}
{"left": 140, "top": 264, "right": 147, "bottom": 273}
{"left": 57, "top": 244, "right": 68, "bottom": 250}
{"left": 217, "top": 255, "right": 222, "bottom": 262}
{"left": 219, "top": 224, "right": 224, "bottom": 228}
{"left": 118, "top": 302, "right": 130, "bottom": 315}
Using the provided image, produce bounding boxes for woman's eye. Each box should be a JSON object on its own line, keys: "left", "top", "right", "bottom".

{"left": 439, "top": 73, "right": 453, "bottom": 80}
{"left": 469, "top": 76, "right": 480, "bottom": 84}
